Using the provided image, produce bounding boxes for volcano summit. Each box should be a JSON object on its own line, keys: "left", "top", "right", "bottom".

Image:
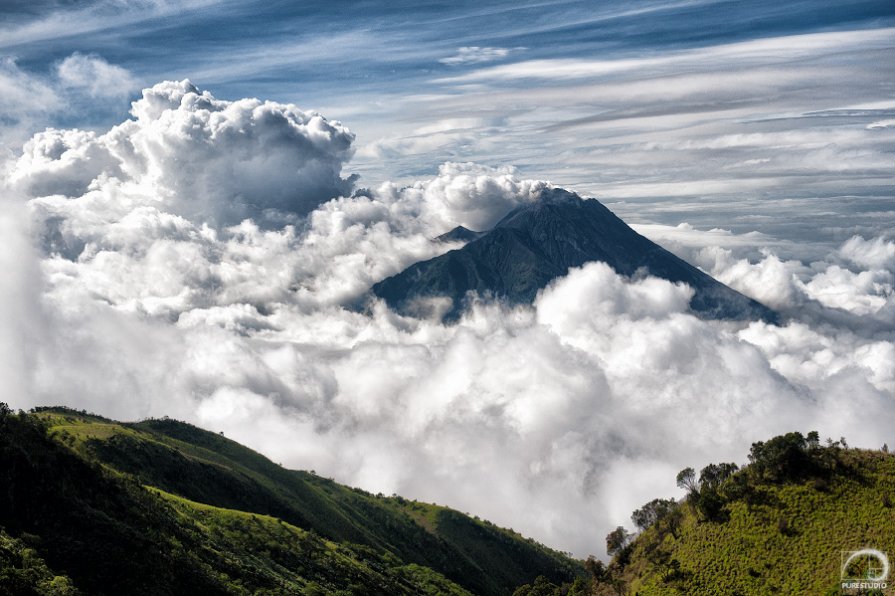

{"left": 373, "top": 188, "right": 777, "bottom": 323}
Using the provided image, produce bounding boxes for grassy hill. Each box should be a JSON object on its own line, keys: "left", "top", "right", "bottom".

{"left": 0, "top": 404, "right": 581, "bottom": 595}
{"left": 590, "top": 432, "right": 895, "bottom": 596}
{"left": 508, "top": 433, "right": 894, "bottom": 596}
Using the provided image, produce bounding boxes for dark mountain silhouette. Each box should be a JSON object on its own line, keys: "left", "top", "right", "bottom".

{"left": 373, "top": 188, "right": 777, "bottom": 322}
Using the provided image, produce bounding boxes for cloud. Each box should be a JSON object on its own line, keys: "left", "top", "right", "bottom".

{"left": 0, "top": 0, "right": 221, "bottom": 49}
{"left": 357, "top": 117, "right": 505, "bottom": 161}
{"left": 345, "top": 25, "right": 895, "bottom": 250}
{"left": 0, "top": 58, "right": 63, "bottom": 154}
{"left": 0, "top": 57, "right": 61, "bottom": 115}
{"left": 0, "top": 197, "right": 43, "bottom": 403}
{"left": 439, "top": 46, "right": 517, "bottom": 66}
{"left": 652, "top": 228, "right": 895, "bottom": 329}
{"left": 840, "top": 235, "right": 895, "bottom": 271}
{"left": 56, "top": 52, "right": 138, "bottom": 98}
{"left": 374, "top": 161, "right": 548, "bottom": 233}
{"left": 436, "top": 28, "right": 895, "bottom": 84}
{"left": 11, "top": 80, "right": 357, "bottom": 227}
{"left": 0, "top": 54, "right": 141, "bottom": 161}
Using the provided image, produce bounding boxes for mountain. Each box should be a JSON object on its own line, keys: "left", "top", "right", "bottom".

{"left": 0, "top": 404, "right": 581, "bottom": 596}
{"left": 373, "top": 188, "right": 777, "bottom": 322}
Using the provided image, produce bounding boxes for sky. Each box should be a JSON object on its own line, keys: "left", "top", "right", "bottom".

{"left": 1, "top": 0, "right": 894, "bottom": 558}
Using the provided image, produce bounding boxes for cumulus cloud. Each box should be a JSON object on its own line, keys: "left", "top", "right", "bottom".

{"left": 11, "top": 80, "right": 357, "bottom": 227}
{"left": 5, "top": 81, "right": 894, "bottom": 558}
{"left": 840, "top": 235, "right": 895, "bottom": 271}
{"left": 374, "top": 161, "right": 547, "bottom": 233}
{"left": 630, "top": 223, "right": 895, "bottom": 330}
{"left": 697, "top": 240, "right": 895, "bottom": 326}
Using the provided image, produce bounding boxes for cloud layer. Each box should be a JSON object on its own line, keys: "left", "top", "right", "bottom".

{"left": 4, "top": 82, "right": 894, "bottom": 559}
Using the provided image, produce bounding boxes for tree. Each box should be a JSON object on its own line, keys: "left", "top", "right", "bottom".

{"left": 585, "top": 556, "right": 609, "bottom": 582}
{"left": 806, "top": 431, "right": 820, "bottom": 449}
{"left": 676, "top": 467, "right": 698, "bottom": 497}
{"left": 631, "top": 498, "right": 676, "bottom": 532}
{"left": 512, "top": 575, "right": 560, "bottom": 596}
{"left": 664, "top": 506, "right": 684, "bottom": 539}
{"left": 749, "top": 432, "right": 819, "bottom": 482}
{"left": 699, "top": 462, "right": 738, "bottom": 491}
{"left": 606, "top": 526, "right": 631, "bottom": 557}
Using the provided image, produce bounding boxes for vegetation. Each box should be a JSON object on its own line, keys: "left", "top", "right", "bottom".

{"left": 589, "top": 431, "right": 895, "bottom": 595}
{"left": 7, "top": 403, "right": 891, "bottom": 595}
{"left": 0, "top": 404, "right": 580, "bottom": 595}
{"left": 0, "top": 531, "right": 78, "bottom": 595}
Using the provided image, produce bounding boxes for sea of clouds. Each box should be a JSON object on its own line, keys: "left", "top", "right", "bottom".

{"left": 3, "top": 81, "right": 893, "bottom": 557}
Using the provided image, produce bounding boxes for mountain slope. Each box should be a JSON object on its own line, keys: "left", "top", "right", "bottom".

{"left": 373, "top": 188, "right": 777, "bottom": 322}
{"left": 0, "top": 405, "right": 580, "bottom": 595}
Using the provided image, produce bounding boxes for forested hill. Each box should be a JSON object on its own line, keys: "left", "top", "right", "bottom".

{"left": 0, "top": 404, "right": 581, "bottom": 596}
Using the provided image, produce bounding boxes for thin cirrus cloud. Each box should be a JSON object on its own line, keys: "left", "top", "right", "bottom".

{"left": 434, "top": 28, "right": 895, "bottom": 83}
{"left": 353, "top": 24, "right": 894, "bottom": 247}
{"left": 438, "top": 46, "right": 520, "bottom": 66}
{"left": 0, "top": 0, "right": 222, "bottom": 49}
{"left": 3, "top": 80, "right": 894, "bottom": 557}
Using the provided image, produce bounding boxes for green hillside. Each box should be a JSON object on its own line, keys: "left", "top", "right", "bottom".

{"left": 7, "top": 402, "right": 890, "bottom": 596}
{"left": 0, "top": 404, "right": 581, "bottom": 595}
{"left": 588, "top": 432, "right": 895, "bottom": 596}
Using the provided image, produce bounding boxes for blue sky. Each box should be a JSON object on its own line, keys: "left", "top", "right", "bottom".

{"left": 2, "top": 0, "right": 894, "bottom": 241}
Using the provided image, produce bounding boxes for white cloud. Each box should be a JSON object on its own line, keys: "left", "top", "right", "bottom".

{"left": 56, "top": 52, "right": 138, "bottom": 98}
{"left": 347, "top": 25, "right": 895, "bottom": 248}
{"left": 0, "top": 58, "right": 63, "bottom": 156}
{"left": 374, "top": 161, "right": 548, "bottom": 233}
{"left": 437, "top": 28, "right": 895, "bottom": 83}
{"left": 0, "top": 0, "right": 222, "bottom": 50}
{"left": 11, "top": 80, "right": 357, "bottom": 227}
{"left": 0, "top": 198, "right": 43, "bottom": 404}
{"left": 0, "top": 57, "right": 61, "bottom": 115}
{"left": 840, "top": 235, "right": 895, "bottom": 271}
{"left": 439, "top": 46, "right": 517, "bottom": 66}
{"left": 357, "top": 117, "right": 503, "bottom": 161}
